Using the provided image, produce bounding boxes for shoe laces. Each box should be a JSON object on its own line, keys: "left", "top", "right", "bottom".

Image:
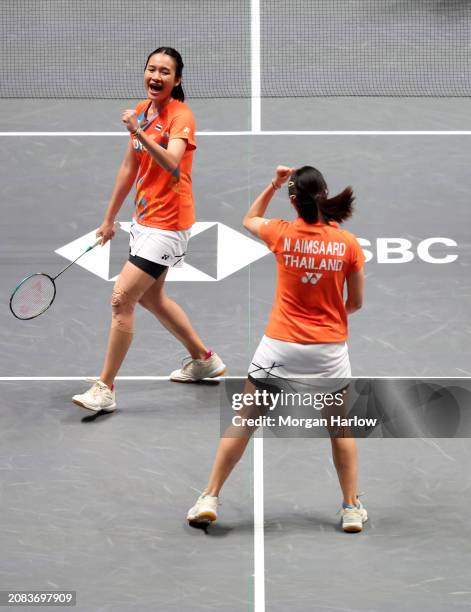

{"left": 192, "top": 488, "right": 222, "bottom": 506}
{"left": 180, "top": 353, "right": 211, "bottom": 371}
{"left": 180, "top": 356, "right": 195, "bottom": 372}
{"left": 85, "top": 378, "right": 108, "bottom": 397}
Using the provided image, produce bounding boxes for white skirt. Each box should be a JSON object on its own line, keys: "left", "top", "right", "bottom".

{"left": 129, "top": 220, "right": 191, "bottom": 268}
{"left": 249, "top": 335, "right": 351, "bottom": 380}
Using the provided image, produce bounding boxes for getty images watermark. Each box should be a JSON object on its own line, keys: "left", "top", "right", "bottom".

{"left": 220, "top": 379, "right": 471, "bottom": 438}
{"left": 230, "top": 387, "right": 376, "bottom": 429}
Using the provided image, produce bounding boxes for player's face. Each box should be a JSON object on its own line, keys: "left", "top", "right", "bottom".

{"left": 144, "top": 53, "right": 181, "bottom": 102}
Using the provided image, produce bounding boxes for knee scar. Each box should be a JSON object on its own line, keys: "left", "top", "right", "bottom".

{"left": 111, "top": 287, "right": 136, "bottom": 332}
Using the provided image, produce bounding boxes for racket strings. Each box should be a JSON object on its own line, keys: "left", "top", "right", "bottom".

{"left": 10, "top": 274, "right": 55, "bottom": 319}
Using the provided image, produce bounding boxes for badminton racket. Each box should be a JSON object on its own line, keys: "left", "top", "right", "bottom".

{"left": 9, "top": 238, "right": 102, "bottom": 320}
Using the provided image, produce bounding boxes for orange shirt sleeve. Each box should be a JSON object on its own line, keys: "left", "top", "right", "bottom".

{"left": 258, "top": 218, "right": 288, "bottom": 253}
{"left": 347, "top": 235, "right": 366, "bottom": 272}
{"left": 169, "top": 107, "right": 196, "bottom": 151}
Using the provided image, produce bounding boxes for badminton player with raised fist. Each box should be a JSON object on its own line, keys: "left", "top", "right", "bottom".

{"left": 72, "top": 47, "right": 225, "bottom": 412}
{"left": 188, "top": 165, "right": 368, "bottom": 533}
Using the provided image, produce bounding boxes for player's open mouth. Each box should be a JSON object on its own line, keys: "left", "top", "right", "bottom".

{"left": 149, "top": 83, "right": 163, "bottom": 93}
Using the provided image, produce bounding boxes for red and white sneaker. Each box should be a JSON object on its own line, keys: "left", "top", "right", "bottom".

{"left": 170, "top": 352, "right": 226, "bottom": 382}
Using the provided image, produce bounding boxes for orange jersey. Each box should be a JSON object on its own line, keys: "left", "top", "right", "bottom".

{"left": 259, "top": 218, "right": 365, "bottom": 344}
{"left": 131, "top": 99, "right": 196, "bottom": 230}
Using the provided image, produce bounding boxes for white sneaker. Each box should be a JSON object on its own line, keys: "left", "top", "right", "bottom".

{"left": 170, "top": 352, "right": 226, "bottom": 383}
{"left": 340, "top": 499, "right": 368, "bottom": 533}
{"left": 72, "top": 379, "right": 116, "bottom": 412}
{"left": 187, "top": 493, "right": 219, "bottom": 524}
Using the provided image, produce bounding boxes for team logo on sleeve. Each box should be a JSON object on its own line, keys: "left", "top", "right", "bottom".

{"left": 183, "top": 127, "right": 190, "bottom": 134}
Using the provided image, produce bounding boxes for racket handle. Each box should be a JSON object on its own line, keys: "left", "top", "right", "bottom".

{"left": 93, "top": 222, "right": 119, "bottom": 248}
{"left": 89, "top": 238, "right": 103, "bottom": 250}
{"left": 53, "top": 237, "right": 103, "bottom": 280}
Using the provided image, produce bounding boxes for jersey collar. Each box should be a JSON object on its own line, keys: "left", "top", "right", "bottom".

{"left": 293, "top": 218, "right": 339, "bottom": 229}
{"left": 138, "top": 98, "right": 176, "bottom": 131}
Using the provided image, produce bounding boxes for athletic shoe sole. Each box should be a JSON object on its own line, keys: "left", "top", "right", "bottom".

{"left": 343, "top": 523, "right": 363, "bottom": 533}
{"left": 72, "top": 398, "right": 117, "bottom": 413}
{"left": 187, "top": 511, "right": 217, "bottom": 523}
{"left": 342, "top": 511, "right": 368, "bottom": 533}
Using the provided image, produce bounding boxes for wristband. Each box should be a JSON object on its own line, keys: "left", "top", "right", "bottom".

{"left": 131, "top": 126, "right": 142, "bottom": 137}
{"left": 271, "top": 180, "right": 281, "bottom": 190}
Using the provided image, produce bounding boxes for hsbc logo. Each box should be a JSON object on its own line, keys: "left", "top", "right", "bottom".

{"left": 359, "top": 237, "right": 458, "bottom": 264}
{"left": 55, "top": 222, "right": 270, "bottom": 282}
{"left": 55, "top": 229, "right": 459, "bottom": 283}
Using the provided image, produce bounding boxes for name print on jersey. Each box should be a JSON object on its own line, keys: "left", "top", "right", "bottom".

{"left": 282, "top": 237, "right": 347, "bottom": 274}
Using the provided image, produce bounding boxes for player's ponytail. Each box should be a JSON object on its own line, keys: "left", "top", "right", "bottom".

{"left": 319, "top": 186, "right": 354, "bottom": 223}
{"left": 145, "top": 47, "right": 185, "bottom": 102}
{"left": 288, "top": 166, "right": 354, "bottom": 224}
{"left": 171, "top": 82, "right": 185, "bottom": 102}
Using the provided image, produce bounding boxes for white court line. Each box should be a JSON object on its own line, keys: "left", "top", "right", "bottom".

{"left": 250, "top": 0, "right": 264, "bottom": 603}
{"left": 0, "top": 376, "right": 245, "bottom": 381}
{"left": 0, "top": 376, "right": 468, "bottom": 381}
{"left": 2, "top": 131, "right": 471, "bottom": 137}
{"left": 251, "top": 0, "right": 261, "bottom": 133}
{"left": 253, "top": 436, "right": 265, "bottom": 612}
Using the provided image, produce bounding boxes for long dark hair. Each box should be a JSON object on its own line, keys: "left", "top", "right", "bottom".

{"left": 288, "top": 166, "right": 354, "bottom": 224}
{"left": 145, "top": 47, "right": 185, "bottom": 102}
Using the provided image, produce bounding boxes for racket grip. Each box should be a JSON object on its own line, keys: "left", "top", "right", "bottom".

{"left": 93, "top": 222, "right": 119, "bottom": 248}
{"left": 89, "top": 238, "right": 103, "bottom": 250}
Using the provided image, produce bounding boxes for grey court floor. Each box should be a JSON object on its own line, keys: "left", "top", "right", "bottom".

{"left": 1, "top": 98, "right": 471, "bottom": 611}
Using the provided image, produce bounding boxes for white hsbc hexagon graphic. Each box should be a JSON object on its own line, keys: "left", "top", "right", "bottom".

{"left": 55, "top": 222, "right": 270, "bottom": 282}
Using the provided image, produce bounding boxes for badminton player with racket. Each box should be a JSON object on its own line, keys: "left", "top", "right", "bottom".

{"left": 72, "top": 47, "right": 225, "bottom": 412}
{"left": 187, "top": 165, "right": 368, "bottom": 533}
